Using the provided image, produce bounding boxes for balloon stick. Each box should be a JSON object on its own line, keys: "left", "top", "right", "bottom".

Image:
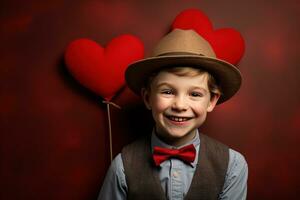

{"left": 106, "top": 103, "right": 113, "bottom": 162}
{"left": 103, "top": 100, "right": 121, "bottom": 162}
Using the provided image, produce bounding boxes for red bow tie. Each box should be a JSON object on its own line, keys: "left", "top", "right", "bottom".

{"left": 153, "top": 144, "right": 196, "bottom": 166}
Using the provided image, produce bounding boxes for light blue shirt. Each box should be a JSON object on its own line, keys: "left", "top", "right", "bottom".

{"left": 98, "top": 131, "right": 248, "bottom": 200}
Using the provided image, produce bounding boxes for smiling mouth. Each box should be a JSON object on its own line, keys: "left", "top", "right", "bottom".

{"left": 165, "top": 115, "right": 193, "bottom": 122}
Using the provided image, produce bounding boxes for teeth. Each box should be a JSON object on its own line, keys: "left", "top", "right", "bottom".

{"left": 169, "top": 116, "right": 189, "bottom": 122}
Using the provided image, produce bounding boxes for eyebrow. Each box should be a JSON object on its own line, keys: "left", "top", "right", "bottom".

{"left": 155, "top": 82, "right": 173, "bottom": 88}
{"left": 155, "top": 82, "right": 208, "bottom": 93}
{"left": 190, "top": 86, "right": 208, "bottom": 95}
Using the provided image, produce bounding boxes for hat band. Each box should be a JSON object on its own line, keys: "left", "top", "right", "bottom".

{"left": 155, "top": 52, "right": 205, "bottom": 57}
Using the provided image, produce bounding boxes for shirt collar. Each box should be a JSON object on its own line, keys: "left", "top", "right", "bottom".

{"left": 151, "top": 129, "right": 200, "bottom": 168}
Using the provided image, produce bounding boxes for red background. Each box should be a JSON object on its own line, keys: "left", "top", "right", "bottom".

{"left": 1, "top": 0, "right": 300, "bottom": 199}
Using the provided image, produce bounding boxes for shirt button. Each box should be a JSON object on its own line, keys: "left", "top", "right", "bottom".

{"left": 173, "top": 171, "right": 179, "bottom": 178}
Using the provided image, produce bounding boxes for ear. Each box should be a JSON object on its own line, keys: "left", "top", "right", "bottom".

{"left": 141, "top": 88, "right": 151, "bottom": 110}
{"left": 207, "top": 93, "right": 220, "bottom": 112}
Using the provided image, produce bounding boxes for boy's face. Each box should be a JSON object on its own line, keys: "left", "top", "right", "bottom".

{"left": 142, "top": 70, "right": 220, "bottom": 146}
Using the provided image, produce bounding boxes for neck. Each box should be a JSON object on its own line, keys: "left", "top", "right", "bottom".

{"left": 154, "top": 128, "right": 197, "bottom": 147}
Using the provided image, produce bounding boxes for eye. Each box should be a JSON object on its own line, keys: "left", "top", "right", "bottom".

{"left": 190, "top": 92, "right": 203, "bottom": 97}
{"left": 161, "top": 89, "right": 174, "bottom": 95}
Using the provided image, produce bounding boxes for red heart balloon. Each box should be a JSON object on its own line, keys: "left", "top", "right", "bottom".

{"left": 64, "top": 35, "right": 144, "bottom": 101}
{"left": 172, "top": 8, "right": 245, "bottom": 65}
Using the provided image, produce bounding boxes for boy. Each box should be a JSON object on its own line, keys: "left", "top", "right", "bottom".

{"left": 98, "top": 29, "right": 248, "bottom": 200}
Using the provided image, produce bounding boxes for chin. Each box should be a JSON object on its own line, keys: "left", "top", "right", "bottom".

{"left": 168, "top": 130, "right": 189, "bottom": 138}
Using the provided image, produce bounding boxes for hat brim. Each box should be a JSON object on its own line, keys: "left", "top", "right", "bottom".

{"left": 125, "top": 55, "right": 242, "bottom": 104}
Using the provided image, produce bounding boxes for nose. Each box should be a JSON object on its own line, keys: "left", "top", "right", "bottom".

{"left": 171, "top": 95, "right": 188, "bottom": 112}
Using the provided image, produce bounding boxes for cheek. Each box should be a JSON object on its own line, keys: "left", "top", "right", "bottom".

{"left": 192, "top": 105, "right": 208, "bottom": 125}
{"left": 150, "top": 96, "right": 170, "bottom": 113}
{"left": 194, "top": 108, "right": 206, "bottom": 117}
{"left": 192, "top": 102, "right": 209, "bottom": 116}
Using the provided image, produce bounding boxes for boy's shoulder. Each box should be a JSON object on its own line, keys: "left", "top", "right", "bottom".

{"left": 199, "top": 133, "right": 229, "bottom": 151}
{"left": 121, "top": 135, "right": 151, "bottom": 156}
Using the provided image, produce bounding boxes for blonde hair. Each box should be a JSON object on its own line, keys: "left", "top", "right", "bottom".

{"left": 144, "top": 67, "right": 222, "bottom": 98}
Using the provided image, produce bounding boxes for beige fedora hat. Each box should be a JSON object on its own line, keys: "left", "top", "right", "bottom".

{"left": 125, "top": 29, "right": 242, "bottom": 104}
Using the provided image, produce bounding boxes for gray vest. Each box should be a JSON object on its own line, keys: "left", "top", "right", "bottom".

{"left": 121, "top": 134, "right": 229, "bottom": 200}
